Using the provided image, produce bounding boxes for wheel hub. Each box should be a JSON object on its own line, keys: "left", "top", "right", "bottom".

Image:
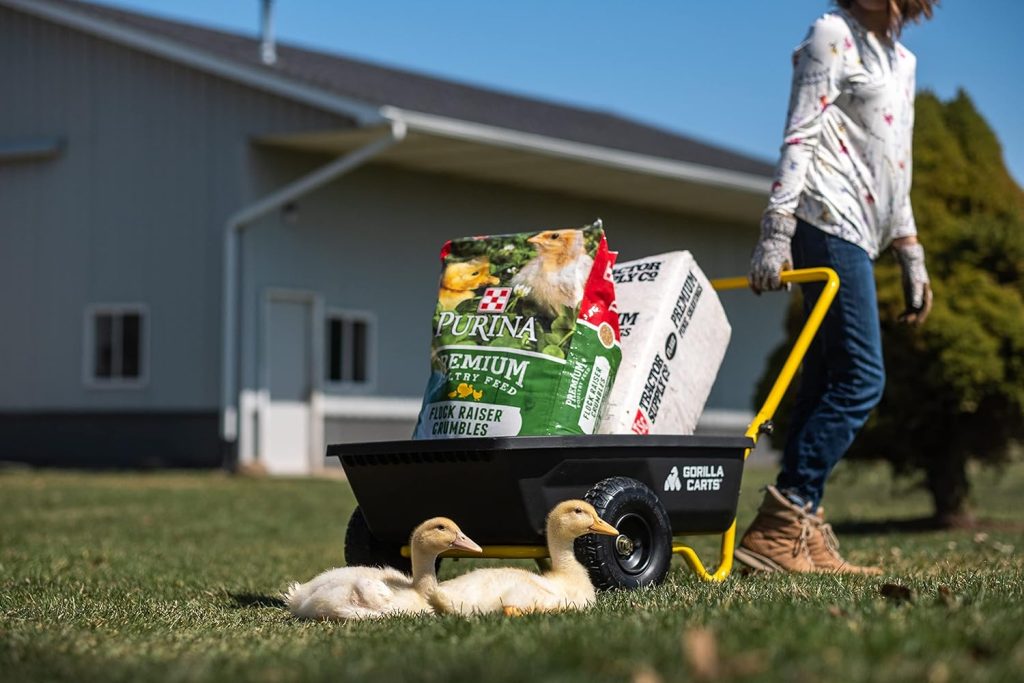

{"left": 615, "top": 534, "right": 635, "bottom": 557}
{"left": 611, "top": 512, "right": 653, "bottom": 575}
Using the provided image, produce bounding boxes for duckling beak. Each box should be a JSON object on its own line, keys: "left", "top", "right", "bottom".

{"left": 449, "top": 532, "right": 483, "bottom": 553}
{"left": 588, "top": 517, "right": 619, "bottom": 536}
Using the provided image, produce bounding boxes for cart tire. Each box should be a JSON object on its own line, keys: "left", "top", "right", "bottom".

{"left": 575, "top": 476, "right": 673, "bottom": 590}
{"left": 344, "top": 506, "right": 411, "bottom": 573}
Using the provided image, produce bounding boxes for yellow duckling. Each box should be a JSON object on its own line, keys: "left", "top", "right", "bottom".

{"left": 427, "top": 500, "right": 618, "bottom": 615}
{"left": 284, "top": 517, "right": 481, "bottom": 620}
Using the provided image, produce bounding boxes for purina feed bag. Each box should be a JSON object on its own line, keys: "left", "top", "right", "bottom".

{"left": 598, "top": 251, "right": 731, "bottom": 435}
{"left": 414, "top": 220, "right": 621, "bottom": 439}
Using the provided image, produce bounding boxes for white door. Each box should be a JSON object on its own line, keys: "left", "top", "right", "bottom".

{"left": 263, "top": 298, "right": 313, "bottom": 474}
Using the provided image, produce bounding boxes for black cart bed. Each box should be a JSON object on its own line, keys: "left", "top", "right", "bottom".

{"left": 329, "top": 434, "right": 751, "bottom": 546}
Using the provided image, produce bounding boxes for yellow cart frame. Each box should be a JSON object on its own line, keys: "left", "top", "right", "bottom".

{"left": 405, "top": 267, "right": 840, "bottom": 582}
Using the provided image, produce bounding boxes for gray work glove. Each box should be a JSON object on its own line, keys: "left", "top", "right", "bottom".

{"left": 893, "top": 241, "right": 933, "bottom": 326}
{"left": 749, "top": 211, "right": 796, "bottom": 294}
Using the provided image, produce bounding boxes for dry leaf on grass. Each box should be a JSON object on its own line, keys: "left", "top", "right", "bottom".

{"left": 936, "top": 585, "right": 958, "bottom": 608}
{"left": 827, "top": 605, "right": 849, "bottom": 618}
{"left": 682, "top": 627, "right": 720, "bottom": 681}
{"left": 729, "top": 650, "right": 768, "bottom": 677}
{"left": 631, "top": 665, "right": 664, "bottom": 683}
{"left": 927, "top": 661, "right": 950, "bottom": 683}
{"left": 879, "top": 583, "right": 914, "bottom": 603}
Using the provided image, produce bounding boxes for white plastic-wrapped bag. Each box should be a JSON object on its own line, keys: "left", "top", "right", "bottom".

{"left": 598, "top": 251, "right": 731, "bottom": 435}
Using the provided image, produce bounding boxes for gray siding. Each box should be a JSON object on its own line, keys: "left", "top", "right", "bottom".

{"left": 0, "top": 412, "right": 222, "bottom": 467}
{"left": 0, "top": 6, "right": 345, "bottom": 411}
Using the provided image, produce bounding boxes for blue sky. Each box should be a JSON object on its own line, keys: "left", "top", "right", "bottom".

{"left": 97, "top": 0, "right": 1023, "bottom": 185}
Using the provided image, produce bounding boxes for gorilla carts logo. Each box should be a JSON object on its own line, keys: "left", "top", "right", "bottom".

{"left": 664, "top": 465, "right": 726, "bottom": 493}
{"left": 663, "top": 466, "right": 682, "bottom": 492}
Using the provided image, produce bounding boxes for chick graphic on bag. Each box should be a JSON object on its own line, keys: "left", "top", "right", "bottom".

{"left": 414, "top": 220, "right": 621, "bottom": 439}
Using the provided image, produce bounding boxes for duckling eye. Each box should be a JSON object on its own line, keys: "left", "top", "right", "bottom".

{"left": 549, "top": 233, "right": 560, "bottom": 240}
{"left": 471, "top": 271, "right": 479, "bottom": 276}
{"left": 435, "top": 524, "right": 447, "bottom": 531}
{"left": 574, "top": 507, "right": 583, "bottom": 514}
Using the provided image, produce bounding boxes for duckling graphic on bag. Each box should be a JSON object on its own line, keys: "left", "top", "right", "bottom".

{"left": 438, "top": 257, "right": 500, "bottom": 311}
{"left": 414, "top": 220, "right": 621, "bottom": 439}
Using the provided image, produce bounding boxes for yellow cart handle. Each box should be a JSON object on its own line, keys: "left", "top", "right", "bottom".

{"left": 674, "top": 267, "right": 839, "bottom": 581}
{"left": 711, "top": 267, "right": 839, "bottom": 447}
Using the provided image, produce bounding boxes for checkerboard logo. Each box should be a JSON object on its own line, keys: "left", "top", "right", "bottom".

{"left": 477, "top": 287, "right": 512, "bottom": 313}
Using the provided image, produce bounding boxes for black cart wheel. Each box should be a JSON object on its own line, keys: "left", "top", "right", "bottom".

{"left": 575, "top": 476, "right": 673, "bottom": 590}
{"left": 344, "top": 506, "right": 411, "bottom": 573}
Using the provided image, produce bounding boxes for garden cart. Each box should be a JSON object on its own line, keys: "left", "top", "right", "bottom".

{"left": 328, "top": 267, "right": 838, "bottom": 589}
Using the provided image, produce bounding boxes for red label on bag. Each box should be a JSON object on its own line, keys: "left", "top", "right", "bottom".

{"left": 578, "top": 238, "right": 621, "bottom": 348}
{"left": 631, "top": 408, "right": 651, "bottom": 435}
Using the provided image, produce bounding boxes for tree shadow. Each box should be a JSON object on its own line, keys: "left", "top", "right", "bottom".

{"left": 228, "top": 592, "right": 285, "bottom": 609}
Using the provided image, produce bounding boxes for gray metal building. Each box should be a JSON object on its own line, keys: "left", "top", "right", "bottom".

{"left": 0, "top": 0, "right": 788, "bottom": 474}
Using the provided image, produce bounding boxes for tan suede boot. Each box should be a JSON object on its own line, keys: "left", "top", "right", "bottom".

{"left": 807, "top": 507, "right": 883, "bottom": 575}
{"left": 734, "top": 486, "right": 815, "bottom": 572}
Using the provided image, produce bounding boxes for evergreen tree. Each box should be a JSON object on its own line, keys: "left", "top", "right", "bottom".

{"left": 755, "top": 91, "right": 1024, "bottom": 525}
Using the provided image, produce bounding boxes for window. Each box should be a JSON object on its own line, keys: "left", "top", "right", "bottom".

{"left": 84, "top": 305, "right": 147, "bottom": 386}
{"left": 326, "top": 311, "right": 374, "bottom": 386}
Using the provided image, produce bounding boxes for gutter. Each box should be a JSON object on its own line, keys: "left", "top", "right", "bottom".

{"left": 220, "top": 119, "right": 407, "bottom": 447}
{"left": 383, "top": 107, "right": 772, "bottom": 196}
{"left": 0, "top": 136, "right": 64, "bottom": 163}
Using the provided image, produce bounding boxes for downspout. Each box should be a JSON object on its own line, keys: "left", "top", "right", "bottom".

{"left": 220, "top": 119, "right": 407, "bottom": 460}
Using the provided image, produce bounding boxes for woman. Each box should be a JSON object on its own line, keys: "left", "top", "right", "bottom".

{"left": 736, "top": 0, "right": 937, "bottom": 574}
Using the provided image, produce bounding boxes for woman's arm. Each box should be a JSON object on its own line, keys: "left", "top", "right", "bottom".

{"left": 765, "top": 16, "right": 847, "bottom": 218}
{"left": 891, "top": 68, "right": 930, "bottom": 325}
{"left": 751, "top": 15, "right": 848, "bottom": 293}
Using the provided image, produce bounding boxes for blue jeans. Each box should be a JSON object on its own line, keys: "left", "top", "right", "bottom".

{"left": 775, "top": 219, "right": 885, "bottom": 510}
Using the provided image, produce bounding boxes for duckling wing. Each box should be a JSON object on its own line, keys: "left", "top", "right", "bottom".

{"left": 295, "top": 578, "right": 390, "bottom": 620}
{"left": 432, "top": 568, "right": 561, "bottom": 615}
{"left": 285, "top": 566, "right": 414, "bottom": 620}
{"left": 330, "top": 567, "right": 424, "bottom": 618}
{"left": 283, "top": 567, "right": 356, "bottom": 615}
{"left": 498, "top": 574, "right": 570, "bottom": 613}
{"left": 375, "top": 572, "right": 430, "bottom": 615}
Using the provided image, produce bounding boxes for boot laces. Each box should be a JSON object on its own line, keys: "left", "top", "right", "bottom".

{"left": 818, "top": 520, "right": 847, "bottom": 565}
{"left": 793, "top": 516, "right": 812, "bottom": 558}
{"left": 821, "top": 522, "right": 841, "bottom": 552}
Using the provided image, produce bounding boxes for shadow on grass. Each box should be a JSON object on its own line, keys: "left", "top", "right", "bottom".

{"left": 830, "top": 516, "right": 943, "bottom": 535}
{"left": 831, "top": 516, "right": 1024, "bottom": 535}
{"left": 229, "top": 592, "right": 286, "bottom": 609}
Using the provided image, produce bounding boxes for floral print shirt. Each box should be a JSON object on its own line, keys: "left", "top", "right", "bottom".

{"left": 765, "top": 10, "right": 918, "bottom": 259}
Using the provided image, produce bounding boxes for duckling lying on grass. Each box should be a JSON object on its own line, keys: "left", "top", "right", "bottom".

{"left": 427, "top": 500, "right": 618, "bottom": 616}
{"left": 284, "top": 517, "right": 481, "bottom": 620}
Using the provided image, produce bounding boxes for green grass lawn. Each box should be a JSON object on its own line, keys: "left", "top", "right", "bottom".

{"left": 2, "top": 460, "right": 1022, "bottom": 683}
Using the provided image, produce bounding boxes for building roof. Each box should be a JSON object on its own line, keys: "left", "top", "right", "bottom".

{"left": 5, "top": 0, "right": 773, "bottom": 220}
{"left": 38, "top": 0, "right": 774, "bottom": 179}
